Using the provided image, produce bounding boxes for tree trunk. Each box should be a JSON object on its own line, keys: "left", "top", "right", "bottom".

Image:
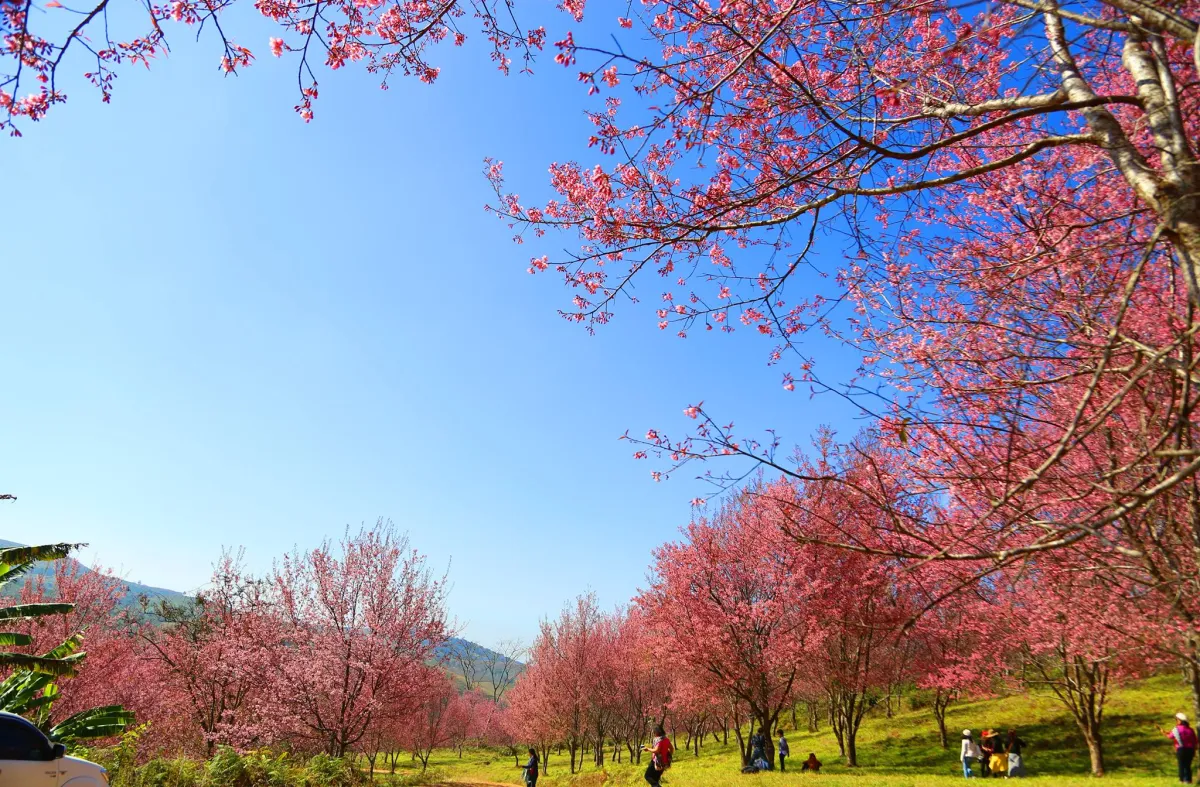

{"left": 1085, "top": 731, "right": 1105, "bottom": 777}
{"left": 754, "top": 712, "right": 776, "bottom": 767}
{"left": 933, "top": 690, "right": 951, "bottom": 750}
{"left": 1185, "top": 657, "right": 1200, "bottom": 725}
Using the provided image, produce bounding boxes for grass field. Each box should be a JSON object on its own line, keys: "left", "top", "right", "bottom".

{"left": 384, "top": 676, "right": 1193, "bottom": 787}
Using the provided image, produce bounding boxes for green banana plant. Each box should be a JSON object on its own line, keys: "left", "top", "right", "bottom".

{"left": 0, "top": 543, "right": 84, "bottom": 675}
{"left": 0, "top": 541, "right": 135, "bottom": 742}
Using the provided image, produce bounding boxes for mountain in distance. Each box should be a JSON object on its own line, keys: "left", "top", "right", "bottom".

{"left": 0, "top": 538, "right": 190, "bottom": 610}
{"left": 0, "top": 539, "right": 523, "bottom": 688}
{"left": 436, "top": 636, "right": 526, "bottom": 691}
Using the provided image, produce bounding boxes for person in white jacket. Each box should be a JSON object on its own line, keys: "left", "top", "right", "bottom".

{"left": 961, "top": 730, "right": 982, "bottom": 778}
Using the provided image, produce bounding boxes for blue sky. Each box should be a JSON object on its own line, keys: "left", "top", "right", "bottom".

{"left": 1, "top": 6, "right": 862, "bottom": 648}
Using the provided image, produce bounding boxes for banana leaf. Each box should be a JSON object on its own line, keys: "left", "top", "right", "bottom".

{"left": 50, "top": 706, "right": 135, "bottom": 742}
{"left": 41, "top": 634, "right": 85, "bottom": 661}
{"left": 0, "top": 544, "right": 83, "bottom": 588}
{"left": 0, "top": 653, "right": 80, "bottom": 677}
{"left": 0, "top": 604, "right": 76, "bottom": 622}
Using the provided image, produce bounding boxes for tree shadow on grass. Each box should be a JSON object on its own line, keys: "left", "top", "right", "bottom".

{"left": 816, "top": 705, "right": 1176, "bottom": 777}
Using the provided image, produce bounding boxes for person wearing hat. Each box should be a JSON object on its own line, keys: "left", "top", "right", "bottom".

{"left": 961, "top": 730, "right": 982, "bottom": 778}
{"left": 1161, "top": 713, "right": 1198, "bottom": 784}
{"left": 979, "top": 730, "right": 995, "bottom": 777}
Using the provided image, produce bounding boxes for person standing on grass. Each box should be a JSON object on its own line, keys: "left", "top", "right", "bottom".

{"left": 643, "top": 724, "right": 673, "bottom": 787}
{"left": 517, "top": 748, "right": 539, "bottom": 787}
{"left": 961, "top": 730, "right": 982, "bottom": 778}
{"left": 1006, "top": 729, "right": 1027, "bottom": 778}
{"left": 1162, "top": 713, "right": 1198, "bottom": 784}
{"left": 978, "top": 730, "right": 994, "bottom": 777}
{"left": 778, "top": 731, "right": 790, "bottom": 772}
{"left": 749, "top": 729, "right": 767, "bottom": 770}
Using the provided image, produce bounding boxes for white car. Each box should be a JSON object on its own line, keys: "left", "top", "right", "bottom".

{"left": 0, "top": 712, "right": 108, "bottom": 786}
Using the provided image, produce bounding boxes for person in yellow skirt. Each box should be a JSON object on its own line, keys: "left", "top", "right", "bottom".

{"left": 984, "top": 731, "right": 1007, "bottom": 777}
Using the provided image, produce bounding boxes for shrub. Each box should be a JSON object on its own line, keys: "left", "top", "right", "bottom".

{"left": 303, "top": 753, "right": 362, "bottom": 787}
{"left": 242, "top": 750, "right": 296, "bottom": 787}
{"left": 137, "top": 757, "right": 202, "bottom": 787}
{"left": 71, "top": 723, "right": 150, "bottom": 787}
{"left": 205, "top": 746, "right": 249, "bottom": 787}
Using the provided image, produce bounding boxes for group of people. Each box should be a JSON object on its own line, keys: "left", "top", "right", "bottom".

{"left": 960, "top": 728, "right": 1027, "bottom": 778}
{"left": 744, "top": 729, "right": 821, "bottom": 774}
{"left": 515, "top": 710, "right": 1200, "bottom": 785}
{"left": 518, "top": 725, "right": 676, "bottom": 787}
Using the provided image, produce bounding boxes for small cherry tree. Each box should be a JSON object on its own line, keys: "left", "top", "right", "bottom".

{"left": 140, "top": 550, "right": 282, "bottom": 754}
{"left": 271, "top": 520, "right": 451, "bottom": 756}
{"left": 637, "top": 481, "right": 825, "bottom": 768}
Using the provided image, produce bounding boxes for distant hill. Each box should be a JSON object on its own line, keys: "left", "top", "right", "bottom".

{"left": 0, "top": 538, "right": 190, "bottom": 610}
{"left": 0, "top": 539, "right": 522, "bottom": 691}
{"left": 436, "top": 637, "right": 525, "bottom": 693}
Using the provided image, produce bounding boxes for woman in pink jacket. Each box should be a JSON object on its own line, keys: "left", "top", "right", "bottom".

{"left": 1162, "top": 713, "right": 1198, "bottom": 784}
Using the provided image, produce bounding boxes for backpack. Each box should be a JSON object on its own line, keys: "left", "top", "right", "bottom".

{"left": 1180, "top": 726, "right": 1198, "bottom": 749}
{"left": 653, "top": 738, "right": 673, "bottom": 771}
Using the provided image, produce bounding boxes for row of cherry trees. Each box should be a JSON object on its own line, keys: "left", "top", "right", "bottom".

{"left": 4, "top": 520, "right": 512, "bottom": 771}
{"left": 10, "top": 482, "right": 1170, "bottom": 778}
{"left": 505, "top": 477, "right": 1171, "bottom": 777}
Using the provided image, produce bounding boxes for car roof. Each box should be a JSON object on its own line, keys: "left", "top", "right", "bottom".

{"left": 0, "top": 711, "right": 42, "bottom": 728}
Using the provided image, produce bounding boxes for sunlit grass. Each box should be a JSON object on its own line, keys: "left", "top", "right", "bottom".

{"left": 381, "top": 676, "right": 1190, "bottom": 786}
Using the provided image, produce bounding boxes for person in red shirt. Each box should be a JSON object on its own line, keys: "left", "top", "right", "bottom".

{"left": 1162, "top": 713, "right": 1198, "bottom": 784}
{"left": 642, "top": 725, "right": 673, "bottom": 787}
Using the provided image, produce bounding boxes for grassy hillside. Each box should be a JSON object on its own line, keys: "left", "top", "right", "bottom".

{"left": 393, "top": 676, "right": 1190, "bottom": 787}
{"left": 438, "top": 637, "right": 525, "bottom": 693}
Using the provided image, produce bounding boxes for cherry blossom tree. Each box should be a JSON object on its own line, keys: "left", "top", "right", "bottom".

{"left": 667, "top": 672, "right": 724, "bottom": 759}
{"left": 910, "top": 584, "right": 995, "bottom": 750}
{"left": 0, "top": 0, "right": 550, "bottom": 132}
{"left": 608, "top": 610, "right": 665, "bottom": 764}
{"left": 770, "top": 470, "right": 919, "bottom": 766}
{"left": 636, "top": 481, "right": 827, "bottom": 768}
{"left": 487, "top": 0, "right": 1200, "bottom": 513}
{"left": 516, "top": 592, "right": 614, "bottom": 774}
{"left": 270, "top": 520, "right": 452, "bottom": 756}
{"left": 1008, "top": 556, "right": 1162, "bottom": 776}
{"left": 361, "top": 702, "right": 406, "bottom": 779}
{"left": 457, "top": 688, "right": 500, "bottom": 750}
{"left": 478, "top": 0, "right": 1200, "bottom": 665}
{"left": 139, "top": 550, "right": 282, "bottom": 755}
{"left": 504, "top": 648, "right": 558, "bottom": 773}
{"left": 809, "top": 565, "right": 907, "bottom": 766}
{"left": 402, "top": 667, "right": 467, "bottom": 772}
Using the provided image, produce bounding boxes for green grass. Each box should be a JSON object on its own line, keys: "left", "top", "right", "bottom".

{"left": 380, "top": 676, "right": 1192, "bottom": 786}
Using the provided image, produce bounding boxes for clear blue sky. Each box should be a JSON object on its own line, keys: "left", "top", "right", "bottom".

{"left": 1, "top": 6, "right": 861, "bottom": 648}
